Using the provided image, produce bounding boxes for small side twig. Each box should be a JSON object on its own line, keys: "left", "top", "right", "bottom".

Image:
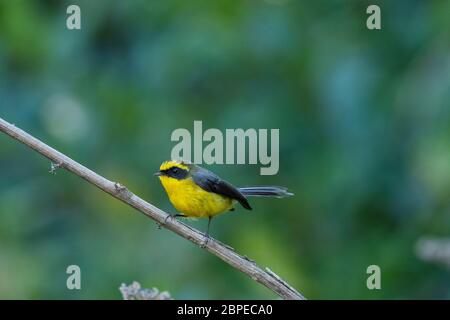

{"left": 50, "top": 162, "right": 63, "bottom": 174}
{"left": 120, "top": 281, "right": 172, "bottom": 300}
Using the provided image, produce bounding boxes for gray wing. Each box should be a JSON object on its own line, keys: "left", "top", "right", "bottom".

{"left": 191, "top": 167, "right": 252, "bottom": 210}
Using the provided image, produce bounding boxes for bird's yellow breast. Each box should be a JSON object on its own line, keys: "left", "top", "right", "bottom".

{"left": 159, "top": 176, "right": 233, "bottom": 218}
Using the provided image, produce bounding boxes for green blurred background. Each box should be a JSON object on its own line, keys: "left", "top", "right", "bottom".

{"left": 1, "top": 0, "right": 450, "bottom": 299}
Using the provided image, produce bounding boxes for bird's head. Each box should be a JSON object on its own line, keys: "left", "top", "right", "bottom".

{"left": 154, "top": 160, "right": 191, "bottom": 180}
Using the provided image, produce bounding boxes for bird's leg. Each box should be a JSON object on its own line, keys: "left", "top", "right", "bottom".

{"left": 201, "top": 217, "right": 213, "bottom": 248}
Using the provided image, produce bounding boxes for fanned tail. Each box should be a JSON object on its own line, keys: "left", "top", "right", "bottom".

{"left": 238, "top": 186, "right": 293, "bottom": 198}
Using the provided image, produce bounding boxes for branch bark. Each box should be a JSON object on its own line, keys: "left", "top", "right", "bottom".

{"left": 0, "top": 116, "right": 306, "bottom": 300}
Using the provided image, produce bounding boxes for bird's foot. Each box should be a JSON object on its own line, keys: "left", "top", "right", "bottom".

{"left": 157, "top": 213, "right": 184, "bottom": 229}
{"left": 200, "top": 233, "right": 211, "bottom": 248}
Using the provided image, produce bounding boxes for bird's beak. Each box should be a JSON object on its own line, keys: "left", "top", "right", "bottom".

{"left": 154, "top": 171, "right": 162, "bottom": 177}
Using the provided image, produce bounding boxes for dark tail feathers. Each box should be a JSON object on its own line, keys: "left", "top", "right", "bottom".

{"left": 239, "top": 186, "right": 293, "bottom": 198}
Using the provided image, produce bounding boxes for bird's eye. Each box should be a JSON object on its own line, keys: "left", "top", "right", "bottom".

{"left": 172, "top": 167, "right": 179, "bottom": 173}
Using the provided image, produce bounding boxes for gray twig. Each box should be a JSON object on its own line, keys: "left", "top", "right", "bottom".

{"left": 416, "top": 237, "right": 450, "bottom": 269}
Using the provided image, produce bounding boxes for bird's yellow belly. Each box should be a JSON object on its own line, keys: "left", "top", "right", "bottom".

{"left": 160, "top": 177, "right": 233, "bottom": 218}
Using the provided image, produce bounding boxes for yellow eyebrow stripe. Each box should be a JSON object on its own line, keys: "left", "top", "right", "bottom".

{"left": 160, "top": 160, "right": 189, "bottom": 171}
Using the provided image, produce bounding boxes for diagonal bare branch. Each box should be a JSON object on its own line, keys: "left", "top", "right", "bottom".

{"left": 0, "top": 116, "right": 306, "bottom": 300}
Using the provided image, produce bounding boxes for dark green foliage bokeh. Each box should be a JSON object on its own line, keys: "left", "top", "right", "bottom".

{"left": 1, "top": 0, "right": 449, "bottom": 299}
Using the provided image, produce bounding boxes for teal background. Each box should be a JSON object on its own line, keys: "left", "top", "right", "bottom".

{"left": 0, "top": 0, "right": 450, "bottom": 299}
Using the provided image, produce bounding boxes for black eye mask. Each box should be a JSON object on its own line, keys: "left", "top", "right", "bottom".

{"left": 163, "top": 167, "right": 189, "bottom": 180}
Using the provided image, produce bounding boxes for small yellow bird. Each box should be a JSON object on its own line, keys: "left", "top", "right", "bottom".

{"left": 155, "top": 160, "right": 293, "bottom": 241}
